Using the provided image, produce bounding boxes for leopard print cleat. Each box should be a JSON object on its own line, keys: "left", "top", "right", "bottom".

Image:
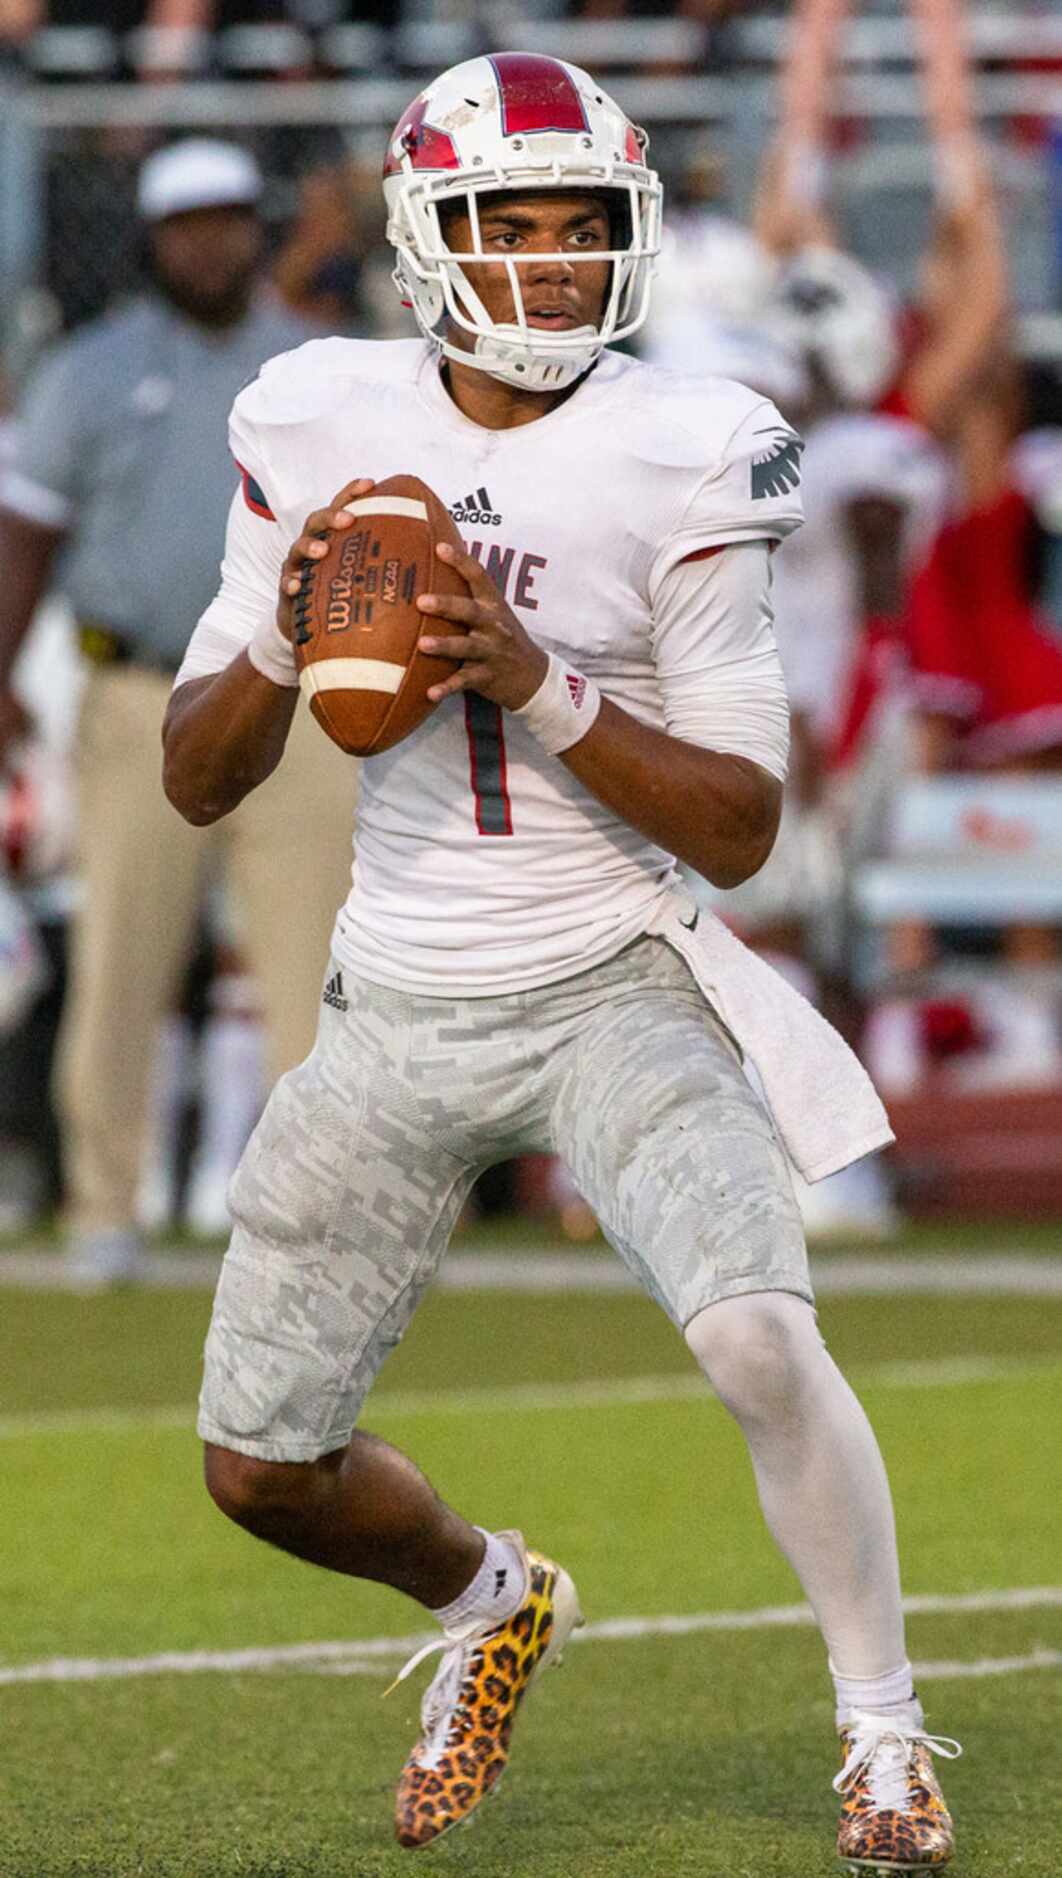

{"left": 391, "top": 1533, "right": 582, "bottom": 1851}
{"left": 834, "top": 1711, "right": 962, "bottom": 1873}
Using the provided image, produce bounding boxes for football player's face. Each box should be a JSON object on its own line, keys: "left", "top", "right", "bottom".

{"left": 442, "top": 191, "right": 613, "bottom": 334}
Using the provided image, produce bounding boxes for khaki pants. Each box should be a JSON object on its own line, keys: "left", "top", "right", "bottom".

{"left": 56, "top": 666, "right": 358, "bottom": 1235}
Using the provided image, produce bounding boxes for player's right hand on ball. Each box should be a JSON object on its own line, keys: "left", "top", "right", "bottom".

{"left": 276, "top": 477, "right": 376, "bottom": 641}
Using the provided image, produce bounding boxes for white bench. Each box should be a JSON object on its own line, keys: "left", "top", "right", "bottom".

{"left": 855, "top": 776, "right": 1062, "bottom": 927}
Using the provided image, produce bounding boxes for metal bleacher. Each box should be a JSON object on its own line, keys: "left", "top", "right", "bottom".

{"left": 856, "top": 778, "right": 1062, "bottom": 931}
{"left": 853, "top": 776, "right": 1062, "bottom": 1217}
{"left": 12, "top": 9, "right": 1062, "bottom": 86}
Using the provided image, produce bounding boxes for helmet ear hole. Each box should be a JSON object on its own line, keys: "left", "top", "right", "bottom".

{"left": 393, "top": 252, "right": 444, "bottom": 330}
{"left": 422, "top": 286, "right": 445, "bottom": 328}
{"left": 414, "top": 276, "right": 445, "bottom": 329}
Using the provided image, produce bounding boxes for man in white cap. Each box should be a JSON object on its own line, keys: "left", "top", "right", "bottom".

{"left": 0, "top": 138, "right": 358, "bottom": 1282}
{"left": 136, "top": 139, "right": 269, "bottom": 328}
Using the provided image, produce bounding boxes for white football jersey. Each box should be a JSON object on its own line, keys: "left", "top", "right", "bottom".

{"left": 770, "top": 411, "right": 949, "bottom": 741}
{"left": 178, "top": 337, "right": 802, "bottom": 994}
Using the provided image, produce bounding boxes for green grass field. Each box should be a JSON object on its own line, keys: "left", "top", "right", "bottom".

{"left": 2, "top": 1229, "right": 1061, "bottom": 1877}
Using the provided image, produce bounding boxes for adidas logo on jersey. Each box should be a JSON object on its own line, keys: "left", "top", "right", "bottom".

{"left": 322, "top": 970, "right": 348, "bottom": 1012}
{"left": 450, "top": 486, "right": 503, "bottom": 527}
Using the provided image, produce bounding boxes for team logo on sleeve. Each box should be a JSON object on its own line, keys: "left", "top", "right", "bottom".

{"left": 751, "top": 433, "right": 804, "bottom": 500}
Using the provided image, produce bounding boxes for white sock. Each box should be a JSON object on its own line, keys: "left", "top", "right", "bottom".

{"left": 685, "top": 1294, "right": 909, "bottom": 1693}
{"left": 430, "top": 1530, "right": 525, "bottom": 1636}
{"left": 831, "top": 1659, "right": 922, "bottom": 1731}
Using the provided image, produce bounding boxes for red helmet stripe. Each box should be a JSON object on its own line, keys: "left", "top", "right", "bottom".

{"left": 489, "top": 53, "right": 589, "bottom": 138}
{"left": 383, "top": 96, "right": 460, "bottom": 177}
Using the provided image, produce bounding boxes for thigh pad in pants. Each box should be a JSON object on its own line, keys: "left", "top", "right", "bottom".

{"left": 551, "top": 940, "right": 812, "bottom": 1329}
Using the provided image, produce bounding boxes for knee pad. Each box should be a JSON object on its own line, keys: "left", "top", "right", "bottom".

{"left": 684, "top": 1292, "right": 825, "bottom": 1421}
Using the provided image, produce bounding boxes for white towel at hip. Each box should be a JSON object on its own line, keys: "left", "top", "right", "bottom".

{"left": 644, "top": 886, "right": 893, "bottom": 1184}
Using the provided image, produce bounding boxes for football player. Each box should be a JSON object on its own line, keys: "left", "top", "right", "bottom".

{"left": 162, "top": 52, "right": 959, "bottom": 1867}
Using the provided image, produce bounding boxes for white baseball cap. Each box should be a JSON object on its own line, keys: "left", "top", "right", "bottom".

{"left": 137, "top": 139, "right": 263, "bottom": 222}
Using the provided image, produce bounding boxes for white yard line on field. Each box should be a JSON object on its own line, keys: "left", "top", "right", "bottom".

{"left": 2, "top": 1351, "right": 1060, "bottom": 1442}
{"left": 911, "top": 1647, "right": 1062, "bottom": 1680}
{"left": 309, "top": 1645, "right": 1062, "bottom": 1684}
{"left": 809, "top": 1255, "right": 1062, "bottom": 1297}
{"left": 0, "top": 1251, "right": 222, "bottom": 1290}
{"left": 434, "top": 1253, "right": 1062, "bottom": 1298}
{"left": 0, "top": 1403, "right": 195, "bottom": 1438}
{"left": 2, "top": 1249, "right": 1062, "bottom": 1294}
{"left": 1, "top": 1587, "right": 1060, "bottom": 1688}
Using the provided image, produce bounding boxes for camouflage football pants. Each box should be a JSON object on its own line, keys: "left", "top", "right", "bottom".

{"left": 198, "top": 936, "right": 810, "bottom": 1460}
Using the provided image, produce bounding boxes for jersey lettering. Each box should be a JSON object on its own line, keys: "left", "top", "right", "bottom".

{"left": 515, "top": 553, "right": 547, "bottom": 610}
{"left": 464, "top": 541, "right": 549, "bottom": 612}
{"left": 484, "top": 544, "right": 515, "bottom": 591}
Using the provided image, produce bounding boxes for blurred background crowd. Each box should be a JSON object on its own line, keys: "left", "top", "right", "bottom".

{"left": 2, "top": 0, "right": 1062, "bottom": 1267}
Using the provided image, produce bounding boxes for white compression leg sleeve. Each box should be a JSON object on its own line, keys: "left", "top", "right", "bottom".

{"left": 685, "top": 1292, "right": 907, "bottom": 1680}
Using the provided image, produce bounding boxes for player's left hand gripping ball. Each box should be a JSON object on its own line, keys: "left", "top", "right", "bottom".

{"left": 415, "top": 539, "right": 549, "bottom": 711}
{"left": 292, "top": 473, "right": 471, "bottom": 756}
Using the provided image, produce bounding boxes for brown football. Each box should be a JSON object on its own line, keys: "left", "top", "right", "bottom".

{"left": 292, "top": 474, "right": 469, "bottom": 756}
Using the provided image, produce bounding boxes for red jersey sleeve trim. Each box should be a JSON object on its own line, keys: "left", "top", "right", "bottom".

{"left": 234, "top": 458, "right": 277, "bottom": 522}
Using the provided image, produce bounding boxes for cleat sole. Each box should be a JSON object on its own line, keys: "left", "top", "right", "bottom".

{"left": 535, "top": 1568, "right": 583, "bottom": 1679}
{"left": 401, "top": 1769, "right": 504, "bottom": 1852}
{"left": 842, "top": 1863, "right": 953, "bottom": 1875}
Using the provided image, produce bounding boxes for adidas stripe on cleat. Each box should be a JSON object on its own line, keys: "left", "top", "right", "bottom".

{"left": 391, "top": 1531, "right": 582, "bottom": 1850}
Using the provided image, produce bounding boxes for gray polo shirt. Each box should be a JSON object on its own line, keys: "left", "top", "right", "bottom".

{"left": 2, "top": 294, "right": 312, "bottom": 669}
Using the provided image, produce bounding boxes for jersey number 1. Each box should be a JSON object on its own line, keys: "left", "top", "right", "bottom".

{"left": 464, "top": 695, "right": 513, "bottom": 836}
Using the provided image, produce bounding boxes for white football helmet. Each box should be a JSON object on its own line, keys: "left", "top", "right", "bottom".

{"left": 383, "top": 52, "right": 662, "bottom": 392}
{"left": 768, "top": 245, "right": 900, "bottom": 409}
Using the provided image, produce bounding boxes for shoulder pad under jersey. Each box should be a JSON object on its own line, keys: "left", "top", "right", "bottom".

{"left": 230, "top": 336, "right": 425, "bottom": 440}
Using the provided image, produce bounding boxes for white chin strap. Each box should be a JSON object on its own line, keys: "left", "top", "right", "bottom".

{"left": 464, "top": 322, "right": 601, "bottom": 392}
{"left": 436, "top": 262, "right": 600, "bottom": 390}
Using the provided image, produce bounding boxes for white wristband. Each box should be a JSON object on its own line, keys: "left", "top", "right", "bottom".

{"left": 247, "top": 612, "right": 299, "bottom": 689}
{"left": 512, "top": 653, "right": 601, "bottom": 755}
